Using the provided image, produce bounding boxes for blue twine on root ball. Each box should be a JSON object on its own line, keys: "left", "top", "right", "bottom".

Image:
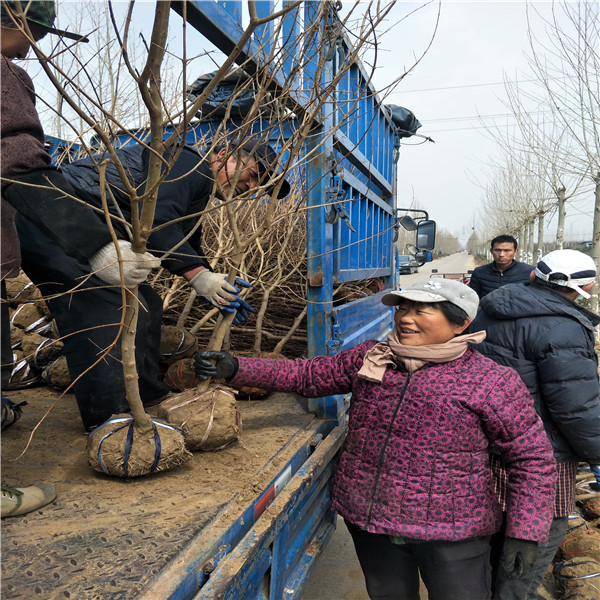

{"left": 94, "top": 416, "right": 132, "bottom": 475}
{"left": 92, "top": 415, "right": 185, "bottom": 476}
{"left": 123, "top": 421, "right": 135, "bottom": 477}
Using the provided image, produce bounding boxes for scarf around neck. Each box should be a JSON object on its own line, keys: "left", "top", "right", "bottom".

{"left": 357, "top": 329, "right": 487, "bottom": 383}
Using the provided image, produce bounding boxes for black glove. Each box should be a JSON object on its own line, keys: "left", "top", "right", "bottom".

{"left": 194, "top": 350, "right": 239, "bottom": 381}
{"left": 501, "top": 537, "right": 538, "bottom": 579}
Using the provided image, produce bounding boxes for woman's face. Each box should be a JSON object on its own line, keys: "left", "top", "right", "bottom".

{"left": 393, "top": 300, "right": 469, "bottom": 346}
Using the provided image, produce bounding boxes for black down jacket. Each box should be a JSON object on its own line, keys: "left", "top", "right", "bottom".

{"left": 472, "top": 281, "right": 600, "bottom": 463}
{"left": 61, "top": 144, "right": 214, "bottom": 276}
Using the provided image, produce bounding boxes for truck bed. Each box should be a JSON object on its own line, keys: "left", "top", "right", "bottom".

{"left": 1, "top": 387, "right": 339, "bottom": 599}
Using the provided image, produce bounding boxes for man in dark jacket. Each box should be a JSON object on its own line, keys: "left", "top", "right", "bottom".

{"left": 469, "top": 235, "right": 534, "bottom": 298}
{"left": 472, "top": 249, "right": 600, "bottom": 600}
{"left": 16, "top": 138, "right": 290, "bottom": 431}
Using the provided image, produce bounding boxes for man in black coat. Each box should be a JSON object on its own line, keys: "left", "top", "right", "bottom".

{"left": 16, "top": 138, "right": 290, "bottom": 431}
{"left": 469, "top": 234, "right": 534, "bottom": 298}
{"left": 472, "top": 249, "right": 599, "bottom": 600}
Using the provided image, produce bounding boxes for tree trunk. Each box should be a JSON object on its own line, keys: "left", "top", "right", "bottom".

{"left": 590, "top": 173, "right": 600, "bottom": 320}
{"left": 536, "top": 212, "right": 544, "bottom": 264}
{"left": 556, "top": 187, "right": 566, "bottom": 250}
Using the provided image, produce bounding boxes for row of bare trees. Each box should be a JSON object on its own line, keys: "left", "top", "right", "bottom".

{"left": 476, "top": 1, "right": 598, "bottom": 311}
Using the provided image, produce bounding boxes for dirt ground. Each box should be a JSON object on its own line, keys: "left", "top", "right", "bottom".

{"left": 1, "top": 385, "right": 317, "bottom": 599}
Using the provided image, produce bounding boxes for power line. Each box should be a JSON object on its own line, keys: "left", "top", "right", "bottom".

{"left": 423, "top": 125, "right": 514, "bottom": 133}
{"left": 420, "top": 122, "right": 555, "bottom": 134}
{"left": 425, "top": 110, "right": 552, "bottom": 124}
{"left": 398, "top": 79, "right": 540, "bottom": 93}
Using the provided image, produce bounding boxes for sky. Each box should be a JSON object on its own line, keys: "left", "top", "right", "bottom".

{"left": 36, "top": 1, "right": 595, "bottom": 247}
{"left": 366, "top": 1, "right": 594, "bottom": 245}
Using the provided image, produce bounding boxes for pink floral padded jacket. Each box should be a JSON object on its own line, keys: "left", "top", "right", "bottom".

{"left": 231, "top": 340, "right": 557, "bottom": 543}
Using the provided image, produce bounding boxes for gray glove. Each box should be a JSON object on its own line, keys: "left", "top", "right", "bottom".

{"left": 88, "top": 241, "right": 161, "bottom": 287}
{"left": 194, "top": 350, "right": 239, "bottom": 381}
{"left": 188, "top": 270, "right": 249, "bottom": 308}
{"left": 501, "top": 537, "right": 538, "bottom": 579}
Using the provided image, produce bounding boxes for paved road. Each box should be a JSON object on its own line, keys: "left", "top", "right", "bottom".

{"left": 399, "top": 251, "right": 477, "bottom": 287}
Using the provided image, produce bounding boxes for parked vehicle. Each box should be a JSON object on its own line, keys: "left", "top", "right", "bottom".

{"left": 431, "top": 268, "right": 473, "bottom": 284}
{"left": 1, "top": 4, "right": 436, "bottom": 600}
{"left": 398, "top": 254, "right": 419, "bottom": 274}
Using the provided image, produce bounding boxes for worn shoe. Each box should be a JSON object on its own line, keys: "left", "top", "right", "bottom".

{"left": 1, "top": 482, "right": 56, "bottom": 518}
{"left": 1, "top": 394, "right": 27, "bottom": 431}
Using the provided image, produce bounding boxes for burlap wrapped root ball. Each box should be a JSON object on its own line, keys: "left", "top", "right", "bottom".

{"left": 42, "top": 356, "right": 72, "bottom": 391}
{"left": 157, "top": 384, "right": 241, "bottom": 451}
{"left": 554, "top": 556, "right": 600, "bottom": 600}
{"left": 163, "top": 358, "right": 199, "bottom": 392}
{"left": 559, "top": 516, "right": 600, "bottom": 562}
{"left": 6, "top": 349, "right": 40, "bottom": 389}
{"left": 581, "top": 496, "right": 600, "bottom": 520}
{"left": 10, "top": 302, "right": 54, "bottom": 335}
{"left": 160, "top": 326, "right": 198, "bottom": 365}
{"left": 5, "top": 271, "right": 43, "bottom": 306}
{"left": 87, "top": 414, "right": 192, "bottom": 477}
{"left": 20, "top": 332, "right": 63, "bottom": 369}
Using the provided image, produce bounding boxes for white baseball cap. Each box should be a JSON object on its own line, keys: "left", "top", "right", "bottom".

{"left": 381, "top": 278, "right": 479, "bottom": 321}
{"left": 534, "top": 249, "right": 596, "bottom": 299}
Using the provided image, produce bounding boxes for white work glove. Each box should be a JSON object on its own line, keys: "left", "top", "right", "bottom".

{"left": 188, "top": 270, "right": 249, "bottom": 308}
{"left": 88, "top": 240, "right": 161, "bottom": 287}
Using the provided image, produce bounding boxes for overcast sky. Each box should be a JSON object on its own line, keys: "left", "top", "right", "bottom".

{"left": 369, "top": 1, "right": 594, "bottom": 245}
{"left": 41, "top": 1, "right": 594, "bottom": 247}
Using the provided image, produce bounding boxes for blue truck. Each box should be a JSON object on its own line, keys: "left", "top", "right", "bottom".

{"left": 1, "top": 2, "right": 435, "bottom": 598}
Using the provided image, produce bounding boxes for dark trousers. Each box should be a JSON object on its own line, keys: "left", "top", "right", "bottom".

{"left": 345, "top": 520, "right": 492, "bottom": 600}
{"left": 17, "top": 216, "right": 168, "bottom": 431}
{"left": 491, "top": 514, "right": 568, "bottom": 600}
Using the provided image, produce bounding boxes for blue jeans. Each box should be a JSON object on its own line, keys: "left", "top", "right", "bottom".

{"left": 492, "top": 516, "right": 568, "bottom": 600}
{"left": 345, "top": 520, "right": 492, "bottom": 600}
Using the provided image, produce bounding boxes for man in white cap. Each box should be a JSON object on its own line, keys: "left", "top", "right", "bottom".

{"left": 472, "top": 249, "right": 600, "bottom": 600}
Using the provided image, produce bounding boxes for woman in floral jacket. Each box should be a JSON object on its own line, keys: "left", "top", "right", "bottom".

{"left": 194, "top": 278, "right": 557, "bottom": 600}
